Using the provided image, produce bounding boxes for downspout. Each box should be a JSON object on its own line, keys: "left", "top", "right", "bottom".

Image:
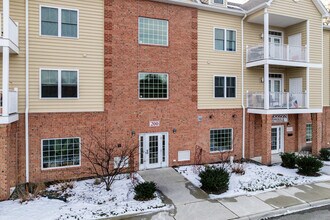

{"left": 241, "top": 13, "right": 247, "bottom": 159}
{"left": 25, "top": 0, "right": 29, "bottom": 183}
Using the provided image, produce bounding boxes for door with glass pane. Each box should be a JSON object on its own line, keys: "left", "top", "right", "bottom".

{"left": 271, "top": 126, "right": 284, "bottom": 154}
{"left": 269, "top": 75, "right": 283, "bottom": 108}
{"left": 139, "top": 133, "right": 168, "bottom": 170}
{"left": 269, "top": 35, "right": 282, "bottom": 59}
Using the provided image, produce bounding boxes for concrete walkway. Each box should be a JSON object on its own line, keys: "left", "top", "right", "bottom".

{"left": 117, "top": 168, "right": 330, "bottom": 220}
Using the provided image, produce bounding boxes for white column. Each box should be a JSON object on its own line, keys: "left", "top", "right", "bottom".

{"left": 264, "top": 8, "right": 269, "bottom": 110}
{"left": 264, "top": 64, "right": 270, "bottom": 109}
{"left": 306, "top": 67, "right": 310, "bottom": 108}
{"left": 2, "top": 0, "right": 10, "bottom": 117}
{"left": 264, "top": 8, "right": 269, "bottom": 60}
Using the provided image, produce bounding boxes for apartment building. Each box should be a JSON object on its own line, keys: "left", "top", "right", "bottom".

{"left": 1, "top": 0, "right": 330, "bottom": 200}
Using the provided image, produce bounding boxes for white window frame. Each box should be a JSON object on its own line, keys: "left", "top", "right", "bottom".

{"left": 39, "top": 5, "right": 80, "bottom": 39}
{"left": 39, "top": 68, "right": 80, "bottom": 99}
{"left": 213, "top": 75, "right": 237, "bottom": 99}
{"left": 138, "top": 72, "right": 169, "bottom": 100}
{"left": 138, "top": 17, "right": 169, "bottom": 47}
{"left": 213, "top": 27, "right": 237, "bottom": 52}
{"left": 41, "top": 137, "right": 81, "bottom": 170}
{"left": 306, "top": 123, "right": 312, "bottom": 143}
{"left": 210, "top": 128, "right": 234, "bottom": 153}
{"left": 212, "top": 0, "right": 226, "bottom": 6}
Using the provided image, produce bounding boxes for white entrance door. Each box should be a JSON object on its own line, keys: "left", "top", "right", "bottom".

{"left": 289, "top": 78, "right": 303, "bottom": 108}
{"left": 288, "top": 33, "right": 302, "bottom": 61}
{"left": 269, "top": 74, "right": 283, "bottom": 108}
{"left": 139, "top": 133, "right": 168, "bottom": 170}
{"left": 271, "top": 126, "right": 284, "bottom": 154}
{"left": 269, "top": 35, "right": 283, "bottom": 59}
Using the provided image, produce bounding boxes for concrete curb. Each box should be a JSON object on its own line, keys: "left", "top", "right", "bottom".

{"left": 236, "top": 198, "right": 330, "bottom": 220}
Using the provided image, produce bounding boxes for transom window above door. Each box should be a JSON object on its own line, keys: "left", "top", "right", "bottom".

{"left": 41, "top": 6, "right": 78, "bottom": 38}
{"left": 41, "top": 69, "right": 78, "bottom": 99}
{"left": 214, "top": 28, "right": 236, "bottom": 52}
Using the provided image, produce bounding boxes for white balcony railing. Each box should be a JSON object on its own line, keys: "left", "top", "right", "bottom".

{"left": 247, "top": 91, "right": 308, "bottom": 109}
{"left": 0, "top": 13, "right": 19, "bottom": 47}
{"left": 0, "top": 89, "right": 18, "bottom": 115}
{"left": 247, "top": 43, "right": 307, "bottom": 63}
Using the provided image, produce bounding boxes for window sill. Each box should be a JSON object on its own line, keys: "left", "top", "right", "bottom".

{"left": 210, "top": 149, "right": 233, "bottom": 154}
{"left": 41, "top": 164, "right": 81, "bottom": 171}
{"left": 139, "top": 43, "right": 169, "bottom": 48}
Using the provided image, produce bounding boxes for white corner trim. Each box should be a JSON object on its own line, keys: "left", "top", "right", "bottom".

{"left": 0, "top": 114, "right": 19, "bottom": 124}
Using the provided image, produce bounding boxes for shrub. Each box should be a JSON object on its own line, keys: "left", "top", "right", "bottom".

{"left": 199, "top": 166, "right": 230, "bottom": 194}
{"left": 296, "top": 155, "right": 323, "bottom": 176}
{"left": 231, "top": 164, "right": 245, "bottom": 175}
{"left": 134, "top": 181, "right": 157, "bottom": 201}
{"left": 319, "top": 148, "right": 330, "bottom": 161}
{"left": 280, "top": 152, "right": 296, "bottom": 169}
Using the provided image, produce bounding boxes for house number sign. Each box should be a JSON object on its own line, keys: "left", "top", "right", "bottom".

{"left": 149, "top": 121, "right": 160, "bottom": 127}
{"left": 272, "top": 115, "right": 288, "bottom": 123}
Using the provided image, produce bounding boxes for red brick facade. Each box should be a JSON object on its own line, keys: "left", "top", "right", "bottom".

{"left": 1, "top": 0, "right": 330, "bottom": 201}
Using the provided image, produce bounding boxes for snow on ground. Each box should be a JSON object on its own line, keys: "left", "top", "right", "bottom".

{"left": 0, "top": 174, "right": 169, "bottom": 220}
{"left": 176, "top": 163, "right": 330, "bottom": 199}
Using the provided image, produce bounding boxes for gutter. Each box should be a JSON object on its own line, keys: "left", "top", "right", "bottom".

{"left": 25, "top": 0, "right": 29, "bottom": 183}
{"left": 241, "top": 13, "right": 247, "bottom": 159}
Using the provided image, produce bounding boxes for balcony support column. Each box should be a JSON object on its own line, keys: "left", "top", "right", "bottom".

{"left": 264, "top": 8, "right": 269, "bottom": 60}
{"left": 2, "top": 0, "right": 10, "bottom": 117}
{"left": 306, "top": 67, "right": 310, "bottom": 108}
{"left": 264, "top": 64, "right": 270, "bottom": 110}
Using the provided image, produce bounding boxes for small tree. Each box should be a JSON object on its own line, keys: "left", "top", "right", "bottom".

{"left": 81, "top": 132, "right": 138, "bottom": 191}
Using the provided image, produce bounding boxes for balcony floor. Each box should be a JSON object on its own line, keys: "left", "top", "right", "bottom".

{"left": 246, "top": 59, "right": 316, "bottom": 68}
{"left": 247, "top": 108, "right": 323, "bottom": 115}
{"left": 0, "top": 113, "right": 19, "bottom": 124}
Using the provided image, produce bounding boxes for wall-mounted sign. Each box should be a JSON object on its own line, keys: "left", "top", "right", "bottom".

{"left": 149, "top": 121, "right": 160, "bottom": 127}
{"left": 272, "top": 115, "right": 288, "bottom": 123}
{"left": 287, "top": 125, "right": 293, "bottom": 136}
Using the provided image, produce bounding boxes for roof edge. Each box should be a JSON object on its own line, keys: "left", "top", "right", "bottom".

{"left": 312, "top": 0, "right": 329, "bottom": 17}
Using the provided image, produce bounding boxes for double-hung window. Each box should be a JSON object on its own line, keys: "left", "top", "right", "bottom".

{"left": 139, "top": 73, "right": 168, "bottom": 99}
{"left": 306, "top": 123, "right": 312, "bottom": 143}
{"left": 41, "top": 69, "right": 78, "bottom": 99}
{"left": 138, "top": 17, "right": 168, "bottom": 46}
{"left": 210, "top": 129, "right": 233, "bottom": 152}
{"left": 214, "top": 28, "right": 236, "bottom": 51}
{"left": 42, "top": 137, "right": 80, "bottom": 169}
{"left": 41, "top": 6, "right": 78, "bottom": 38}
{"left": 214, "top": 76, "right": 236, "bottom": 98}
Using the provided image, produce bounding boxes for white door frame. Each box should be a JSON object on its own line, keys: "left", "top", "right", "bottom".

{"left": 139, "top": 132, "right": 169, "bottom": 170}
{"left": 271, "top": 125, "right": 285, "bottom": 154}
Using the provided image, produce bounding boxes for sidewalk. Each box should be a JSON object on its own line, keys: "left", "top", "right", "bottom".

{"left": 117, "top": 168, "right": 330, "bottom": 220}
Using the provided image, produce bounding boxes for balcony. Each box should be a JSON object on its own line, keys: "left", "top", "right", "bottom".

{"left": 245, "top": 91, "right": 319, "bottom": 114}
{"left": 0, "top": 88, "right": 19, "bottom": 124}
{"left": 0, "top": 13, "right": 19, "bottom": 54}
{"left": 246, "top": 43, "right": 308, "bottom": 68}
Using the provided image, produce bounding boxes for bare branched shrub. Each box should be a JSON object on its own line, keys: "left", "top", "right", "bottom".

{"left": 231, "top": 164, "right": 245, "bottom": 175}
{"left": 81, "top": 132, "right": 138, "bottom": 191}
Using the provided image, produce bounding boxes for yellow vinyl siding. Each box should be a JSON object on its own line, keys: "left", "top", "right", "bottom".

{"left": 284, "top": 68, "right": 307, "bottom": 92}
{"left": 268, "top": 0, "right": 323, "bottom": 64}
{"left": 323, "top": 31, "right": 330, "bottom": 107}
{"left": 1, "top": 0, "right": 104, "bottom": 113}
{"left": 284, "top": 21, "right": 307, "bottom": 46}
{"left": 309, "top": 68, "right": 323, "bottom": 108}
{"left": 197, "top": 10, "right": 242, "bottom": 109}
{"left": 28, "top": 0, "right": 104, "bottom": 113}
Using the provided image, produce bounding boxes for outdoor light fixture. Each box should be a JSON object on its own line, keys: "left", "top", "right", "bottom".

{"left": 173, "top": 128, "right": 177, "bottom": 134}
{"left": 131, "top": 130, "right": 136, "bottom": 137}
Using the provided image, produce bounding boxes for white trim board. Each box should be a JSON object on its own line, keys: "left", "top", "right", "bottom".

{"left": 247, "top": 108, "right": 323, "bottom": 115}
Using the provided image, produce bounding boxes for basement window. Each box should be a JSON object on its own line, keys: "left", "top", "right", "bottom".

{"left": 306, "top": 123, "right": 312, "bottom": 143}
{"left": 210, "top": 128, "right": 233, "bottom": 152}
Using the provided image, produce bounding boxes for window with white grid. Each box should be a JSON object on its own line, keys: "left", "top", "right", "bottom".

{"left": 139, "top": 73, "right": 168, "bottom": 99}
{"left": 306, "top": 123, "right": 312, "bottom": 143}
{"left": 42, "top": 138, "right": 80, "bottom": 169}
{"left": 138, "top": 17, "right": 168, "bottom": 46}
{"left": 210, "top": 129, "right": 233, "bottom": 152}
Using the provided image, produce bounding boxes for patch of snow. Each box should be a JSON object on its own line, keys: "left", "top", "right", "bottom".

{"left": 0, "top": 174, "right": 169, "bottom": 220}
{"left": 176, "top": 163, "right": 330, "bottom": 199}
